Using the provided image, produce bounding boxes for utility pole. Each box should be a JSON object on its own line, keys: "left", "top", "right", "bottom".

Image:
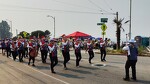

{"left": 47, "top": 15, "right": 55, "bottom": 38}
{"left": 129, "top": 0, "right": 132, "bottom": 40}
{"left": 116, "top": 12, "right": 120, "bottom": 49}
{"left": 16, "top": 29, "right": 18, "bottom": 36}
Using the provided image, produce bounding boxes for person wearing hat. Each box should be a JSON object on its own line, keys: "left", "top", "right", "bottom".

{"left": 10, "top": 41, "right": 18, "bottom": 61}
{"left": 100, "top": 38, "right": 107, "bottom": 62}
{"left": 86, "top": 38, "right": 94, "bottom": 64}
{"left": 61, "top": 37, "right": 70, "bottom": 70}
{"left": 74, "top": 39, "right": 82, "bottom": 67}
{"left": 48, "top": 38, "right": 58, "bottom": 73}
{"left": 28, "top": 40, "right": 38, "bottom": 66}
{"left": 40, "top": 39, "right": 49, "bottom": 63}
{"left": 123, "top": 39, "right": 138, "bottom": 81}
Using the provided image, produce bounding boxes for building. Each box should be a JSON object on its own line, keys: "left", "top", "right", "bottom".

{"left": 135, "top": 36, "right": 149, "bottom": 47}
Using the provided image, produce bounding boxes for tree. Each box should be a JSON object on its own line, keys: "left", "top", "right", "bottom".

{"left": 113, "top": 18, "right": 125, "bottom": 49}
{"left": 0, "top": 20, "right": 12, "bottom": 39}
{"left": 18, "top": 31, "right": 30, "bottom": 38}
{"left": 44, "top": 30, "right": 51, "bottom": 36}
{"left": 30, "top": 30, "right": 45, "bottom": 38}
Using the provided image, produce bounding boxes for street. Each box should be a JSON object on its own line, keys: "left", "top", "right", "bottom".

{"left": 0, "top": 50, "right": 150, "bottom": 84}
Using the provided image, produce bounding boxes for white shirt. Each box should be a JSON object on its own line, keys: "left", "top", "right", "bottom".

{"left": 123, "top": 46, "right": 130, "bottom": 55}
{"left": 100, "top": 42, "right": 105, "bottom": 47}
{"left": 48, "top": 45, "right": 55, "bottom": 53}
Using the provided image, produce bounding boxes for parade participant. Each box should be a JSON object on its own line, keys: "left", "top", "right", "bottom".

{"left": 28, "top": 40, "right": 38, "bottom": 66}
{"left": 74, "top": 39, "right": 82, "bottom": 67}
{"left": 48, "top": 38, "right": 58, "bottom": 73}
{"left": 6, "top": 39, "right": 11, "bottom": 57}
{"left": 40, "top": 39, "right": 49, "bottom": 63}
{"left": 61, "top": 35, "right": 70, "bottom": 70}
{"left": 24, "top": 40, "right": 29, "bottom": 58}
{"left": 1, "top": 40, "right": 6, "bottom": 55}
{"left": 100, "top": 38, "right": 107, "bottom": 62}
{"left": 123, "top": 39, "right": 138, "bottom": 81}
{"left": 18, "top": 40, "right": 24, "bottom": 62}
{"left": 86, "top": 38, "right": 94, "bottom": 64}
{"left": 10, "top": 41, "right": 18, "bottom": 61}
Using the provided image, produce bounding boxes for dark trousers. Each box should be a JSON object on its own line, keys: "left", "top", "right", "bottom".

{"left": 125, "top": 60, "right": 137, "bottom": 79}
{"left": 50, "top": 54, "right": 58, "bottom": 72}
{"left": 75, "top": 52, "right": 82, "bottom": 66}
{"left": 6, "top": 48, "right": 11, "bottom": 57}
{"left": 41, "top": 50, "right": 48, "bottom": 63}
{"left": 28, "top": 56, "right": 35, "bottom": 64}
{"left": 24, "top": 48, "right": 28, "bottom": 58}
{"left": 2, "top": 47, "right": 5, "bottom": 54}
{"left": 12, "top": 51, "right": 18, "bottom": 61}
{"left": 62, "top": 50, "right": 70, "bottom": 68}
{"left": 88, "top": 51, "right": 94, "bottom": 63}
{"left": 100, "top": 49, "right": 106, "bottom": 61}
{"left": 18, "top": 50, "right": 24, "bottom": 62}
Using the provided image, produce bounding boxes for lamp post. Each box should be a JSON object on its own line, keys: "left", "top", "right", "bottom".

{"left": 47, "top": 15, "right": 55, "bottom": 38}
{"left": 129, "top": 0, "right": 132, "bottom": 40}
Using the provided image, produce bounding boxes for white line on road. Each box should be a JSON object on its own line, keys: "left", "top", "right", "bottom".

{"left": 23, "top": 64, "right": 70, "bottom": 84}
{"left": 7, "top": 56, "right": 69, "bottom": 84}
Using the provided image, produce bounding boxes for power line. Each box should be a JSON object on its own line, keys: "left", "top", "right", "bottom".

{"left": 51, "top": 0, "right": 100, "bottom": 11}
{"left": 87, "top": 0, "right": 112, "bottom": 13}
{"left": 0, "top": 4, "right": 115, "bottom": 15}
{"left": 103, "top": 0, "right": 114, "bottom": 12}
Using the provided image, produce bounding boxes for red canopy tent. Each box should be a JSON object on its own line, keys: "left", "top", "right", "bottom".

{"left": 66, "top": 31, "right": 91, "bottom": 38}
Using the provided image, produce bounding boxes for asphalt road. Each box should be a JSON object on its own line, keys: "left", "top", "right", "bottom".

{"left": 0, "top": 50, "right": 150, "bottom": 84}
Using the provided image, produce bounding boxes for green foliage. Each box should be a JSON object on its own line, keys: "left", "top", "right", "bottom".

{"left": 138, "top": 46, "right": 145, "bottom": 55}
{"left": 0, "top": 20, "right": 12, "bottom": 39}
{"left": 30, "top": 30, "right": 45, "bottom": 38}
{"left": 18, "top": 31, "right": 30, "bottom": 38}
{"left": 44, "top": 30, "right": 51, "bottom": 36}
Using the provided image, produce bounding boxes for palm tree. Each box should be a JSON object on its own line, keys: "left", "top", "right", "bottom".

{"left": 113, "top": 18, "right": 125, "bottom": 49}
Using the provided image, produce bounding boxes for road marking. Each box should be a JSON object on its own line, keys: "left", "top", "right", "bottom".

{"left": 23, "top": 64, "right": 70, "bottom": 84}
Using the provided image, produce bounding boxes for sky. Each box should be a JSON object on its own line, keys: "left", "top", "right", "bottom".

{"left": 0, "top": 0, "right": 150, "bottom": 42}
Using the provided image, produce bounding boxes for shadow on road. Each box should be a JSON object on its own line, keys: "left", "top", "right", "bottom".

{"left": 56, "top": 72, "right": 84, "bottom": 79}
{"left": 79, "top": 66, "right": 98, "bottom": 70}
{"left": 136, "top": 79, "right": 150, "bottom": 84}
{"left": 107, "top": 61, "right": 125, "bottom": 64}
{"left": 68, "top": 68, "right": 92, "bottom": 74}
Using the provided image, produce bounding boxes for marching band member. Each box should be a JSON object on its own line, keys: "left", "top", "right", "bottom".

{"left": 10, "top": 41, "right": 18, "bottom": 61}
{"left": 48, "top": 38, "right": 58, "bottom": 73}
{"left": 100, "top": 38, "right": 107, "bottom": 62}
{"left": 61, "top": 36, "right": 70, "bottom": 70}
{"left": 74, "top": 39, "right": 82, "bottom": 67}
{"left": 86, "top": 38, "right": 94, "bottom": 64}
{"left": 28, "top": 40, "right": 38, "bottom": 66}
{"left": 18, "top": 40, "right": 24, "bottom": 62}
{"left": 40, "top": 39, "right": 48, "bottom": 63}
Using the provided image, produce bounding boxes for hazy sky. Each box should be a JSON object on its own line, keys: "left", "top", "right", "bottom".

{"left": 0, "top": 0, "right": 149, "bottom": 41}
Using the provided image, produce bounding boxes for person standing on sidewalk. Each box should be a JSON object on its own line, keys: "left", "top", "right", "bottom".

{"left": 48, "top": 38, "right": 58, "bottom": 73}
{"left": 123, "top": 39, "right": 138, "bottom": 81}
{"left": 74, "top": 39, "right": 82, "bottom": 67}
{"left": 86, "top": 38, "right": 94, "bottom": 64}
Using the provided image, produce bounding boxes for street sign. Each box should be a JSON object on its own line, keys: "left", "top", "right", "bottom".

{"left": 97, "top": 23, "right": 104, "bottom": 25}
{"left": 102, "top": 31, "right": 106, "bottom": 35}
{"left": 101, "top": 24, "right": 107, "bottom": 31}
{"left": 101, "top": 18, "right": 108, "bottom": 23}
{"left": 23, "top": 31, "right": 27, "bottom": 37}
